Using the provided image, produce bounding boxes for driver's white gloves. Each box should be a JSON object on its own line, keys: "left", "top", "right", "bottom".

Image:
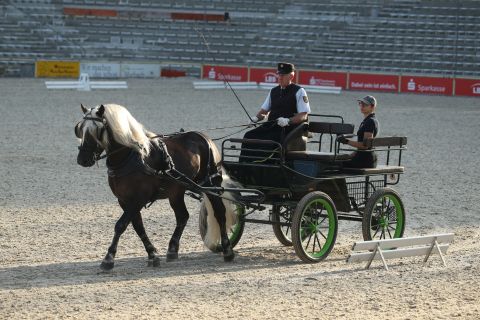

{"left": 277, "top": 117, "right": 290, "bottom": 127}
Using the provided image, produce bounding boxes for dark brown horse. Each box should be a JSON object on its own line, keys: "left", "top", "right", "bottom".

{"left": 75, "top": 103, "right": 236, "bottom": 270}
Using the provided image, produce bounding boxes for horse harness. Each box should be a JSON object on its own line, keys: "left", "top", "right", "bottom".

{"left": 105, "top": 143, "right": 173, "bottom": 178}
{"left": 75, "top": 111, "right": 108, "bottom": 159}
{"left": 77, "top": 112, "right": 221, "bottom": 198}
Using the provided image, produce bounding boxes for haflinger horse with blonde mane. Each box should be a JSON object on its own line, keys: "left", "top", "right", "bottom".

{"left": 75, "top": 103, "right": 238, "bottom": 270}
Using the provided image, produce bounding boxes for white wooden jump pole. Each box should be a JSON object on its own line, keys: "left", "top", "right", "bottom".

{"left": 347, "top": 233, "right": 454, "bottom": 270}
{"left": 45, "top": 73, "right": 128, "bottom": 91}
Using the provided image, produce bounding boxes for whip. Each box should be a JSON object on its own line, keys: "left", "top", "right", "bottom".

{"left": 194, "top": 25, "right": 255, "bottom": 123}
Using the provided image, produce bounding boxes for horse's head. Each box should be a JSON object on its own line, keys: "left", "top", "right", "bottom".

{"left": 75, "top": 104, "right": 108, "bottom": 167}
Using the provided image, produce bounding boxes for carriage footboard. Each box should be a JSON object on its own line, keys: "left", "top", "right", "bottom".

{"left": 200, "top": 186, "right": 265, "bottom": 204}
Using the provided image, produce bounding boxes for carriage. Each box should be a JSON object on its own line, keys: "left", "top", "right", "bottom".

{"left": 199, "top": 114, "right": 408, "bottom": 263}
{"left": 76, "top": 105, "right": 407, "bottom": 269}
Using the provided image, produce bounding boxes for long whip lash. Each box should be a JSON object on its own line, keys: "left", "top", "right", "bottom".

{"left": 194, "top": 25, "right": 254, "bottom": 123}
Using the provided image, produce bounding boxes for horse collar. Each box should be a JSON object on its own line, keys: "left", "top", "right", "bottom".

{"left": 107, "top": 150, "right": 147, "bottom": 177}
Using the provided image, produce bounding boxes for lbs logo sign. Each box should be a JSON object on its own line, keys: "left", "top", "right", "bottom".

{"left": 455, "top": 78, "right": 480, "bottom": 97}
{"left": 471, "top": 83, "right": 480, "bottom": 94}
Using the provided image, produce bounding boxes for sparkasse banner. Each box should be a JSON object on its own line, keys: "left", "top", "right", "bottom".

{"left": 298, "top": 70, "right": 347, "bottom": 88}
{"left": 455, "top": 78, "right": 480, "bottom": 97}
{"left": 349, "top": 73, "right": 398, "bottom": 92}
{"left": 401, "top": 76, "right": 453, "bottom": 95}
{"left": 202, "top": 65, "right": 248, "bottom": 82}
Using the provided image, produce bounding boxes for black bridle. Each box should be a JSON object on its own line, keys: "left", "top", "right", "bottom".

{"left": 75, "top": 112, "right": 111, "bottom": 161}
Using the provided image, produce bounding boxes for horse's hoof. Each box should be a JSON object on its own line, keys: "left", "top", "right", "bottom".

{"left": 148, "top": 256, "right": 161, "bottom": 267}
{"left": 166, "top": 251, "right": 178, "bottom": 262}
{"left": 100, "top": 261, "right": 114, "bottom": 271}
{"left": 223, "top": 249, "right": 235, "bottom": 262}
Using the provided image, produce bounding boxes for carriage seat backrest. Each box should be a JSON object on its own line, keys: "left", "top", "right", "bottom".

{"left": 363, "top": 136, "right": 407, "bottom": 148}
{"left": 283, "top": 121, "right": 354, "bottom": 153}
{"left": 342, "top": 136, "right": 408, "bottom": 175}
{"left": 283, "top": 122, "right": 309, "bottom": 152}
{"left": 285, "top": 121, "right": 355, "bottom": 162}
{"left": 308, "top": 121, "right": 355, "bottom": 135}
{"left": 308, "top": 121, "right": 354, "bottom": 152}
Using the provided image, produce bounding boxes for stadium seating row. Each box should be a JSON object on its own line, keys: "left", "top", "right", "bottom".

{"left": 1, "top": 0, "right": 479, "bottom": 78}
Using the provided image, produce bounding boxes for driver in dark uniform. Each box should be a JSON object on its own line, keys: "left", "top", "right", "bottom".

{"left": 240, "top": 62, "right": 310, "bottom": 162}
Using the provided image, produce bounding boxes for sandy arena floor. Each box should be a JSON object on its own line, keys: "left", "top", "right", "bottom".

{"left": 0, "top": 78, "right": 479, "bottom": 319}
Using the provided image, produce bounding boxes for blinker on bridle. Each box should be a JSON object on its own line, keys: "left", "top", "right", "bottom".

{"left": 77, "top": 111, "right": 128, "bottom": 161}
{"left": 76, "top": 112, "right": 108, "bottom": 161}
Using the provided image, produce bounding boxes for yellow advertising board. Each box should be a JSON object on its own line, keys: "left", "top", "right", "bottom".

{"left": 35, "top": 61, "right": 80, "bottom": 78}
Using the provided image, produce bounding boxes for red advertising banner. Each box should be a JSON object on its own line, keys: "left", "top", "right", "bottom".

{"left": 63, "top": 7, "right": 117, "bottom": 17}
{"left": 171, "top": 12, "right": 224, "bottom": 21}
{"left": 161, "top": 68, "right": 186, "bottom": 78}
{"left": 202, "top": 65, "right": 248, "bottom": 82}
{"left": 455, "top": 78, "right": 480, "bottom": 97}
{"left": 249, "top": 67, "right": 278, "bottom": 83}
{"left": 401, "top": 76, "right": 453, "bottom": 95}
{"left": 349, "top": 73, "right": 399, "bottom": 92}
{"left": 298, "top": 70, "right": 347, "bottom": 88}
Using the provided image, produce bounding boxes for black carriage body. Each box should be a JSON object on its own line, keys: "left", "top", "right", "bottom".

{"left": 221, "top": 114, "right": 407, "bottom": 219}
{"left": 223, "top": 159, "right": 401, "bottom": 218}
{"left": 214, "top": 114, "right": 407, "bottom": 262}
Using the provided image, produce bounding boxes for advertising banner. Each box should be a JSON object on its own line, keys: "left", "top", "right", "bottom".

{"left": 171, "top": 12, "right": 224, "bottom": 21}
{"left": 121, "top": 63, "right": 160, "bottom": 78}
{"left": 35, "top": 61, "right": 79, "bottom": 78}
{"left": 161, "top": 69, "right": 186, "bottom": 77}
{"left": 249, "top": 67, "right": 278, "bottom": 83}
{"left": 202, "top": 65, "right": 248, "bottom": 82}
{"left": 81, "top": 62, "right": 120, "bottom": 78}
{"left": 298, "top": 70, "right": 347, "bottom": 88}
{"left": 455, "top": 78, "right": 480, "bottom": 97}
{"left": 63, "top": 7, "right": 117, "bottom": 17}
{"left": 349, "top": 73, "right": 398, "bottom": 92}
{"left": 401, "top": 76, "right": 453, "bottom": 95}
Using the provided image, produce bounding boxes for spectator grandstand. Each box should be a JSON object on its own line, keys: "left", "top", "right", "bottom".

{"left": 0, "top": 0, "right": 479, "bottom": 78}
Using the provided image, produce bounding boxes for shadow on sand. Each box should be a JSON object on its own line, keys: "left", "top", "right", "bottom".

{"left": 0, "top": 245, "right": 344, "bottom": 290}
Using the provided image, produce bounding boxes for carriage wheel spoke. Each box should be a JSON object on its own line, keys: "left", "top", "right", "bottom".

{"left": 372, "top": 225, "right": 381, "bottom": 238}
{"left": 305, "top": 229, "right": 313, "bottom": 248}
{"left": 318, "top": 230, "right": 327, "bottom": 240}
{"left": 387, "top": 227, "right": 393, "bottom": 238}
{"left": 312, "top": 233, "right": 316, "bottom": 252}
{"left": 385, "top": 207, "right": 395, "bottom": 219}
{"left": 314, "top": 233, "right": 323, "bottom": 251}
{"left": 380, "top": 199, "right": 386, "bottom": 218}
{"left": 319, "top": 216, "right": 327, "bottom": 225}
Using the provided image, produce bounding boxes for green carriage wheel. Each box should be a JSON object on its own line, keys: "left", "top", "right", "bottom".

{"left": 199, "top": 201, "right": 245, "bottom": 253}
{"left": 291, "top": 192, "right": 338, "bottom": 263}
{"left": 362, "top": 188, "right": 406, "bottom": 241}
{"left": 271, "top": 205, "right": 294, "bottom": 246}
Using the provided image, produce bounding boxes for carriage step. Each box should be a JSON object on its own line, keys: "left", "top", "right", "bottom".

{"left": 239, "top": 195, "right": 264, "bottom": 203}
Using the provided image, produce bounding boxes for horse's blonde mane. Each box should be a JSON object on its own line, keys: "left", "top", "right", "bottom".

{"left": 99, "top": 104, "right": 155, "bottom": 159}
